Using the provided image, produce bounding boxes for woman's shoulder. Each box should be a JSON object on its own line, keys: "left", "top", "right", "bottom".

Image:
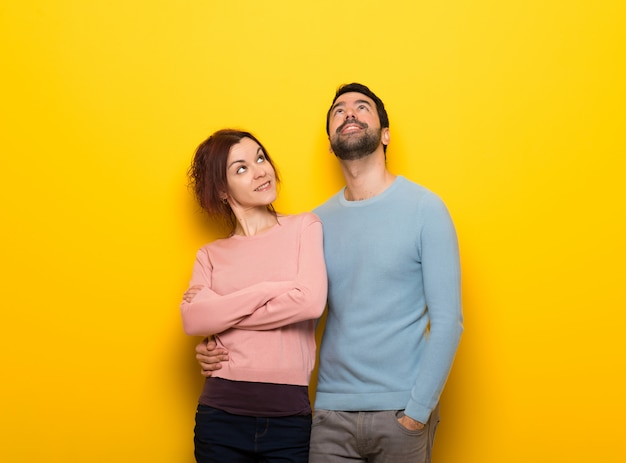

{"left": 196, "top": 239, "right": 222, "bottom": 256}
{"left": 279, "top": 211, "right": 321, "bottom": 227}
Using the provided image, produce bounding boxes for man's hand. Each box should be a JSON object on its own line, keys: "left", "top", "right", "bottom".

{"left": 398, "top": 415, "right": 426, "bottom": 431}
{"left": 195, "top": 337, "right": 228, "bottom": 377}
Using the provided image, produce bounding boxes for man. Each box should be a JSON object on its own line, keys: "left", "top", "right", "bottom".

{"left": 195, "top": 83, "right": 463, "bottom": 462}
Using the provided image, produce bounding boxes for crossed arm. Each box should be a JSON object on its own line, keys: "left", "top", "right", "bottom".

{"left": 180, "top": 218, "right": 327, "bottom": 336}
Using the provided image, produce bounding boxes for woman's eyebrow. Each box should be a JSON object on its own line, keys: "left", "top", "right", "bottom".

{"left": 228, "top": 147, "right": 263, "bottom": 169}
{"left": 228, "top": 159, "right": 244, "bottom": 169}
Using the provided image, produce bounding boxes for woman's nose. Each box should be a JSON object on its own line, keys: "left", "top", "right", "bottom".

{"left": 253, "top": 165, "right": 267, "bottom": 178}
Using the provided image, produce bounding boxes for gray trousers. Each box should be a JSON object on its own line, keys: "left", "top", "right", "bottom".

{"left": 309, "top": 405, "right": 440, "bottom": 463}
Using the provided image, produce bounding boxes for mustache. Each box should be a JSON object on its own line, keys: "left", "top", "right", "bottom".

{"left": 336, "top": 119, "right": 368, "bottom": 134}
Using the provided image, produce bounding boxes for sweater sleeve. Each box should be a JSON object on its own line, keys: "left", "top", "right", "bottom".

{"left": 179, "top": 249, "right": 294, "bottom": 336}
{"left": 405, "top": 194, "right": 464, "bottom": 423}
{"left": 233, "top": 215, "right": 328, "bottom": 330}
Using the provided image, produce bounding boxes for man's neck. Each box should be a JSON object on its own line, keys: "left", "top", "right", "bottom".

{"left": 339, "top": 151, "right": 396, "bottom": 201}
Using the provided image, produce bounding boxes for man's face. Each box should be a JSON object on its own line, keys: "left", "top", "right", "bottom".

{"left": 328, "top": 92, "right": 384, "bottom": 161}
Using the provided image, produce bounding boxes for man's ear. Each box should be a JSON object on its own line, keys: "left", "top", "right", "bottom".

{"left": 381, "top": 127, "right": 390, "bottom": 146}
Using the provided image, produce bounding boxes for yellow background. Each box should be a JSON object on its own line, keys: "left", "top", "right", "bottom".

{"left": 1, "top": 1, "right": 625, "bottom": 462}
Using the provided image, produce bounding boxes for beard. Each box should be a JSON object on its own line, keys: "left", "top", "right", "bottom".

{"left": 330, "top": 122, "right": 382, "bottom": 161}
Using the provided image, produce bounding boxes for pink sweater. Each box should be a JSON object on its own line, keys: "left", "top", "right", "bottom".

{"left": 180, "top": 212, "right": 327, "bottom": 386}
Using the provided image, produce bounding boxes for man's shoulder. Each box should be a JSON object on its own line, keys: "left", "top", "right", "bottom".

{"left": 388, "top": 177, "right": 454, "bottom": 227}
{"left": 396, "top": 176, "right": 445, "bottom": 204}
{"left": 396, "top": 175, "right": 430, "bottom": 195}
{"left": 313, "top": 190, "right": 343, "bottom": 216}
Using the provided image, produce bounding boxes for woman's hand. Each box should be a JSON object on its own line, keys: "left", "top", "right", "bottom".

{"left": 183, "top": 284, "right": 204, "bottom": 303}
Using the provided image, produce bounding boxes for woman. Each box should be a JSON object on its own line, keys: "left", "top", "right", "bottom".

{"left": 180, "top": 129, "right": 327, "bottom": 463}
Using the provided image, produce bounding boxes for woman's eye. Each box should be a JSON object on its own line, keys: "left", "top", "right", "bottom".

{"left": 257, "top": 155, "right": 265, "bottom": 163}
{"left": 236, "top": 166, "right": 247, "bottom": 174}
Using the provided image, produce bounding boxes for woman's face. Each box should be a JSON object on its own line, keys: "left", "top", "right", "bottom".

{"left": 224, "top": 137, "right": 277, "bottom": 209}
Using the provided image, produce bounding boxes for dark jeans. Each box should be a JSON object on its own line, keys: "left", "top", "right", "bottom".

{"left": 194, "top": 405, "right": 312, "bottom": 463}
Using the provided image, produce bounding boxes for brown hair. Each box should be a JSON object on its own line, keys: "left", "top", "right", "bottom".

{"left": 188, "top": 129, "right": 280, "bottom": 231}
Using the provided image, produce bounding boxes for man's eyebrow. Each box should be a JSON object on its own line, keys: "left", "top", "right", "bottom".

{"left": 330, "top": 101, "right": 345, "bottom": 113}
{"left": 331, "top": 99, "right": 373, "bottom": 112}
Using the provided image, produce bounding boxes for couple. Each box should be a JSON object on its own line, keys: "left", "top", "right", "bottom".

{"left": 180, "top": 82, "right": 463, "bottom": 463}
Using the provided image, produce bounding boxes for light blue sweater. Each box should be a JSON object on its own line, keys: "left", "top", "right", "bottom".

{"left": 313, "top": 176, "right": 463, "bottom": 423}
